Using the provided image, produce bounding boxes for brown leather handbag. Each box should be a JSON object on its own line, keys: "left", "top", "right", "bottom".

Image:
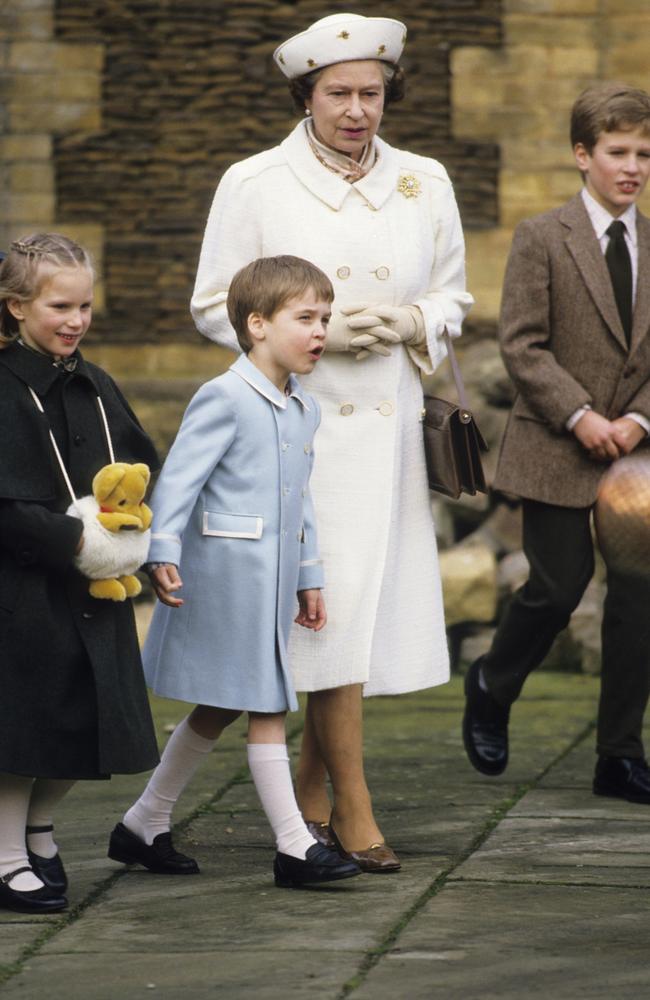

{"left": 422, "top": 331, "right": 488, "bottom": 499}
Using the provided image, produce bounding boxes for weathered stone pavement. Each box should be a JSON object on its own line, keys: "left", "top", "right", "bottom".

{"left": 2, "top": 671, "right": 649, "bottom": 999}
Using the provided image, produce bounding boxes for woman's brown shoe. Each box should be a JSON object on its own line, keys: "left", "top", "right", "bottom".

{"left": 304, "top": 820, "right": 336, "bottom": 850}
{"left": 330, "top": 826, "right": 401, "bottom": 873}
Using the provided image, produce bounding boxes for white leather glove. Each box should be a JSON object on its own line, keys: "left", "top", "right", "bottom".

{"left": 324, "top": 310, "right": 395, "bottom": 360}
{"left": 343, "top": 303, "right": 427, "bottom": 350}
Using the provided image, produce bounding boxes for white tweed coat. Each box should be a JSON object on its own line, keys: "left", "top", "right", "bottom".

{"left": 191, "top": 120, "right": 473, "bottom": 695}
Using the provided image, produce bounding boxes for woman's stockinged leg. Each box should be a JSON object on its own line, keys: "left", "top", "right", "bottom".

{"left": 295, "top": 695, "right": 332, "bottom": 822}
{"left": 302, "top": 685, "right": 383, "bottom": 851}
{"left": 123, "top": 705, "right": 241, "bottom": 844}
{"left": 247, "top": 712, "right": 316, "bottom": 860}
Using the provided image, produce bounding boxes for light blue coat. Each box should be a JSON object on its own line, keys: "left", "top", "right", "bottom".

{"left": 143, "top": 354, "right": 323, "bottom": 713}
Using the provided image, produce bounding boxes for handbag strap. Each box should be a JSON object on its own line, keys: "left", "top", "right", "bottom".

{"left": 27, "top": 386, "right": 116, "bottom": 504}
{"left": 443, "top": 329, "right": 471, "bottom": 418}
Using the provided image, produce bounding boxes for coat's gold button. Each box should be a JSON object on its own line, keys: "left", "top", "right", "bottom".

{"left": 378, "top": 401, "right": 394, "bottom": 416}
{"left": 340, "top": 403, "right": 354, "bottom": 416}
{"left": 336, "top": 266, "right": 351, "bottom": 279}
{"left": 373, "top": 266, "right": 390, "bottom": 280}
{"left": 304, "top": 443, "right": 311, "bottom": 453}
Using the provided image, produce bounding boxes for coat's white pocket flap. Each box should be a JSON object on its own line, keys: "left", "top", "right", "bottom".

{"left": 202, "top": 511, "right": 263, "bottom": 539}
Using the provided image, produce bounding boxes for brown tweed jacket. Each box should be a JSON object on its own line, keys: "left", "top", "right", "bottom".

{"left": 494, "top": 192, "right": 650, "bottom": 507}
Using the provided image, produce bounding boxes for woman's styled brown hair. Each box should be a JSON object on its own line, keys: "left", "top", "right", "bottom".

{"left": 570, "top": 82, "right": 650, "bottom": 153}
{"left": 288, "top": 61, "right": 405, "bottom": 114}
{"left": 227, "top": 255, "right": 334, "bottom": 353}
{"left": 0, "top": 232, "right": 94, "bottom": 345}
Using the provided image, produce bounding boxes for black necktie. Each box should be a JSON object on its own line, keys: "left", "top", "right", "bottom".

{"left": 605, "top": 220, "right": 633, "bottom": 345}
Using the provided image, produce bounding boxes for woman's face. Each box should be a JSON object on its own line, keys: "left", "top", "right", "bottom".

{"left": 305, "top": 60, "right": 385, "bottom": 162}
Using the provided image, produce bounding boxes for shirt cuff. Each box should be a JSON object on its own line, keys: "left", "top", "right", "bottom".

{"left": 566, "top": 404, "right": 591, "bottom": 432}
{"left": 624, "top": 412, "right": 650, "bottom": 435}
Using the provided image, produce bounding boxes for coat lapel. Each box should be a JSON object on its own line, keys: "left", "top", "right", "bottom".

{"left": 561, "top": 194, "right": 628, "bottom": 351}
{"left": 630, "top": 211, "right": 650, "bottom": 355}
{"left": 280, "top": 120, "right": 399, "bottom": 212}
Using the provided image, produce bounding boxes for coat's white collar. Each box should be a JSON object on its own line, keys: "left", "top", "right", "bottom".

{"left": 231, "top": 354, "right": 311, "bottom": 411}
{"left": 280, "top": 119, "right": 399, "bottom": 211}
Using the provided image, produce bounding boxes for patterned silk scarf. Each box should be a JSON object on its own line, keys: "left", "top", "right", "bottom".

{"left": 305, "top": 117, "right": 377, "bottom": 183}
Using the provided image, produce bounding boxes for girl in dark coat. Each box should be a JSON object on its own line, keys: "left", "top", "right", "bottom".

{"left": 0, "top": 233, "right": 159, "bottom": 915}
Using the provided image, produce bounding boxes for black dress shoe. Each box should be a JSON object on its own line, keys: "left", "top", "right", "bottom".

{"left": 27, "top": 850, "right": 67, "bottom": 894}
{"left": 274, "top": 843, "right": 362, "bottom": 888}
{"left": 463, "top": 657, "right": 510, "bottom": 776}
{"left": 0, "top": 866, "right": 67, "bottom": 914}
{"left": 593, "top": 756, "right": 650, "bottom": 803}
{"left": 108, "top": 822, "right": 200, "bottom": 874}
{"left": 26, "top": 824, "right": 68, "bottom": 893}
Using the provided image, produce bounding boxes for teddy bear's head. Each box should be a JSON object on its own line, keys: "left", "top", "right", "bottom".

{"left": 92, "top": 462, "right": 152, "bottom": 532}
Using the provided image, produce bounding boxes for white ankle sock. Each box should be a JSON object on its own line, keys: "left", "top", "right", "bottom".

{"left": 123, "top": 717, "right": 216, "bottom": 845}
{"left": 0, "top": 772, "right": 43, "bottom": 891}
{"left": 26, "top": 778, "right": 76, "bottom": 859}
{"left": 247, "top": 744, "right": 317, "bottom": 860}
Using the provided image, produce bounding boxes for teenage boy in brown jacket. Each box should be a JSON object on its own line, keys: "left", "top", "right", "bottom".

{"left": 463, "top": 83, "right": 650, "bottom": 802}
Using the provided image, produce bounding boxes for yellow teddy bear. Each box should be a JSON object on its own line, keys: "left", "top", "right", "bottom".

{"left": 68, "top": 462, "right": 153, "bottom": 601}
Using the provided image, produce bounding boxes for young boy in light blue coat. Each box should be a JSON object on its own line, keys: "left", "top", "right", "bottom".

{"left": 109, "top": 256, "right": 360, "bottom": 888}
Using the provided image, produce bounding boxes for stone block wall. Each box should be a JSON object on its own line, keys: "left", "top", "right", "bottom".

{"left": 454, "top": 0, "right": 650, "bottom": 324}
{"left": 2, "top": 0, "right": 650, "bottom": 413}
{"left": 50, "top": 0, "right": 500, "bottom": 353}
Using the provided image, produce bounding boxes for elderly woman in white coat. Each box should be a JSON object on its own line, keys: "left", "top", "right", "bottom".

{"left": 191, "top": 13, "right": 473, "bottom": 870}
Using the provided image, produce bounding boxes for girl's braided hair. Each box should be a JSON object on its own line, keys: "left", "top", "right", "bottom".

{"left": 0, "top": 233, "right": 93, "bottom": 345}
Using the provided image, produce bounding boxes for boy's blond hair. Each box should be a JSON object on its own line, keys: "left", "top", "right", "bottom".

{"left": 0, "top": 233, "right": 94, "bottom": 344}
{"left": 227, "top": 255, "right": 334, "bottom": 353}
{"left": 571, "top": 82, "right": 650, "bottom": 154}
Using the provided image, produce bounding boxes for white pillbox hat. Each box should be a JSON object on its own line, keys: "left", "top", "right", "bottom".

{"left": 274, "top": 13, "right": 407, "bottom": 80}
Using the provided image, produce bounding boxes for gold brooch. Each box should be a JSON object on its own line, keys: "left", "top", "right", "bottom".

{"left": 307, "top": 58, "right": 316, "bottom": 68}
{"left": 377, "top": 44, "right": 386, "bottom": 55}
{"left": 337, "top": 30, "right": 349, "bottom": 39}
{"left": 397, "top": 174, "right": 421, "bottom": 199}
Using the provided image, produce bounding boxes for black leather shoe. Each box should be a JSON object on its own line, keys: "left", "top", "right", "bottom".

{"left": 27, "top": 850, "right": 67, "bottom": 894}
{"left": 593, "top": 756, "right": 650, "bottom": 804}
{"left": 26, "top": 823, "right": 68, "bottom": 893}
{"left": 0, "top": 866, "right": 67, "bottom": 914}
{"left": 274, "top": 843, "right": 362, "bottom": 888}
{"left": 463, "top": 657, "right": 510, "bottom": 776}
{"left": 108, "top": 822, "right": 200, "bottom": 874}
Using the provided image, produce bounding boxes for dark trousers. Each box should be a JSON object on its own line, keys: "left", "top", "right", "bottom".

{"left": 482, "top": 499, "right": 650, "bottom": 758}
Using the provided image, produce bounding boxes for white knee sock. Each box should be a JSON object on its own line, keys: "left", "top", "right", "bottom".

{"left": 26, "top": 778, "right": 76, "bottom": 859}
{"left": 0, "top": 772, "right": 42, "bottom": 891}
{"left": 123, "top": 717, "right": 216, "bottom": 845}
{"left": 247, "top": 744, "right": 317, "bottom": 860}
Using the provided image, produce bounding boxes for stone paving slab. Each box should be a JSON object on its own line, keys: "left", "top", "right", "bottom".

{"left": 7, "top": 951, "right": 369, "bottom": 1000}
{"left": 451, "top": 814, "right": 650, "bottom": 886}
{"left": 353, "top": 882, "right": 650, "bottom": 1000}
{"left": 1, "top": 673, "right": 619, "bottom": 999}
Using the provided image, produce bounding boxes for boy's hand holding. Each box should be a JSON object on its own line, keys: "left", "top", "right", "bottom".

{"left": 573, "top": 410, "right": 621, "bottom": 462}
{"left": 148, "top": 563, "right": 184, "bottom": 608}
{"left": 295, "top": 589, "right": 327, "bottom": 631}
{"left": 611, "top": 416, "right": 647, "bottom": 455}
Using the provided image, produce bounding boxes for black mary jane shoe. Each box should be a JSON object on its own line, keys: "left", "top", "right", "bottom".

{"left": 462, "top": 657, "right": 511, "bottom": 777}
{"left": 0, "top": 866, "right": 68, "bottom": 914}
{"left": 593, "top": 756, "right": 650, "bottom": 804}
{"left": 26, "top": 824, "right": 68, "bottom": 893}
{"left": 107, "top": 822, "right": 200, "bottom": 875}
{"left": 27, "top": 850, "right": 68, "bottom": 894}
{"left": 274, "top": 843, "right": 362, "bottom": 889}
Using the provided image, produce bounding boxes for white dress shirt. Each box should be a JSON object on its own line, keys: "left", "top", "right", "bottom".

{"left": 566, "top": 188, "right": 649, "bottom": 435}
